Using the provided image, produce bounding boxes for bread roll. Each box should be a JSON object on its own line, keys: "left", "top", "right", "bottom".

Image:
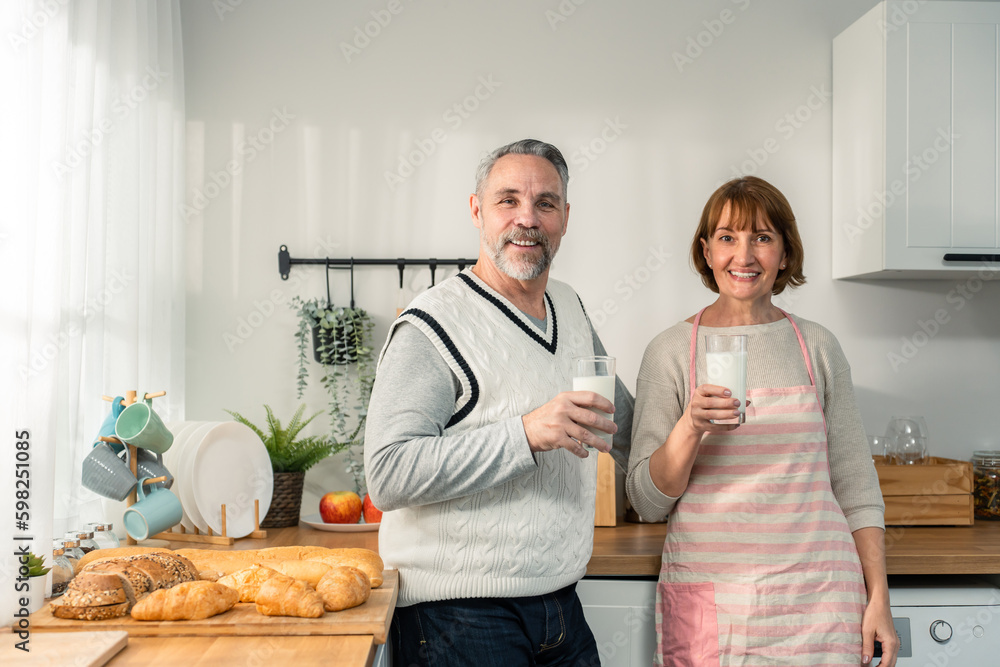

{"left": 316, "top": 565, "right": 370, "bottom": 612}
{"left": 255, "top": 575, "right": 324, "bottom": 618}
{"left": 217, "top": 564, "right": 283, "bottom": 603}
{"left": 305, "top": 549, "right": 383, "bottom": 588}
{"left": 131, "top": 581, "right": 239, "bottom": 621}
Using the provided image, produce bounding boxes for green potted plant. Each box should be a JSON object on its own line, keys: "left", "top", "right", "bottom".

{"left": 290, "top": 296, "right": 376, "bottom": 495}
{"left": 226, "top": 404, "right": 341, "bottom": 528}
{"left": 25, "top": 551, "right": 51, "bottom": 613}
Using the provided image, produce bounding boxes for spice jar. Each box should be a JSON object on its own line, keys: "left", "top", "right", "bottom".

{"left": 50, "top": 546, "right": 73, "bottom": 596}
{"left": 972, "top": 450, "right": 1000, "bottom": 520}
{"left": 65, "top": 530, "right": 99, "bottom": 554}
{"left": 87, "top": 522, "right": 120, "bottom": 549}
{"left": 60, "top": 538, "right": 84, "bottom": 571}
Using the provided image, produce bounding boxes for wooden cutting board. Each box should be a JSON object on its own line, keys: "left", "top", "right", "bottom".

{"left": 0, "top": 630, "right": 127, "bottom": 666}
{"left": 27, "top": 570, "right": 397, "bottom": 644}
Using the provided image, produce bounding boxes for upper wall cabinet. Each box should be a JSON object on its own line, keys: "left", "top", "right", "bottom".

{"left": 833, "top": 0, "right": 1000, "bottom": 279}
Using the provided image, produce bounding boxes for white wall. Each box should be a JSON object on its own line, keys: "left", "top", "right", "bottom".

{"left": 180, "top": 0, "right": 1000, "bottom": 507}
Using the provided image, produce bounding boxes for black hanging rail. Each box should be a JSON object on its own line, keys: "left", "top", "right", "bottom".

{"left": 278, "top": 245, "right": 476, "bottom": 287}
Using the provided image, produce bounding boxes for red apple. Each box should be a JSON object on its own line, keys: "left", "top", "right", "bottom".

{"left": 362, "top": 493, "right": 383, "bottom": 524}
{"left": 319, "top": 491, "right": 362, "bottom": 524}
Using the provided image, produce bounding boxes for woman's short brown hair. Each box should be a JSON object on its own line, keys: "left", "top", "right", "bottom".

{"left": 690, "top": 176, "right": 806, "bottom": 295}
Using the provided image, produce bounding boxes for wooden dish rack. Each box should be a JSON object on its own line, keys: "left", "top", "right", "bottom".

{"left": 100, "top": 390, "right": 267, "bottom": 546}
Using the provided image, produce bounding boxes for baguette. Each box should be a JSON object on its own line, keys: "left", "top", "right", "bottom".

{"left": 217, "top": 564, "right": 283, "bottom": 603}
{"left": 131, "top": 581, "right": 239, "bottom": 621}
{"left": 254, "top": 575, "right": 324, "bottom": 618}
{"left": 305, "top": 549, "right": 383, "bottom": 588}
{"left": 316, "top": 565, "right": 370, "bottom": 612}
{"left": 257, "top": 559, "right": 332, "bottom": 588}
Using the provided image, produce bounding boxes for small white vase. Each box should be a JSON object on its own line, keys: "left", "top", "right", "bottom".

{"left": 27, "top": 577, "right": 47, "bottom": 613}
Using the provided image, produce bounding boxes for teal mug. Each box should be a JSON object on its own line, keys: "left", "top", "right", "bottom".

{"left": 123, "top": 477, "right": 183, "bottom": 541}
{"left": 115, "top": 397, "right": 173, "bottom": 454}
{"left": 95, "top": 395, "right": 127, "bottom": 453}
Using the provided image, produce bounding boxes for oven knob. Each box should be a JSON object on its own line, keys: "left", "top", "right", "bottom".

{"left": 930, "top": 620, "right": 953, "bottom": 643}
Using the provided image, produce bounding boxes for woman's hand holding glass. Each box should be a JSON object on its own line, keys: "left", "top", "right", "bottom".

{"left": 684, "top": 384, "right": 746, "bottom": 435}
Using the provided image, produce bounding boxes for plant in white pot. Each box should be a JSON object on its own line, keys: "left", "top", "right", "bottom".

{"left": 225, "top": 404, "right": 339, "bottom": 528}
{"left": 290, "top": 296, "right": 376, "bottom": 495}
{"left": 24, "top": 551, "right": 51, "bottom": 613}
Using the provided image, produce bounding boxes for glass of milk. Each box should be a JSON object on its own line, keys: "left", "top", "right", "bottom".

{"left": 705, "top": 334, "right": 748, "bottom": 424}
{"left": 573, "top": 356, "right": 616, "bottom": 450}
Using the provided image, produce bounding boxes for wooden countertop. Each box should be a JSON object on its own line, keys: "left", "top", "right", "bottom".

{"left": 587, "top": 520, "right": 1000, "bottom": 577}
{"left": 157, "top": 517, "right": 1000, "bottom": 578}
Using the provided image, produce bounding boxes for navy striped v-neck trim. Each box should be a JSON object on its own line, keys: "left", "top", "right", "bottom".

{"left": 456, "top": 272, "right": 558, "bottom": 355}
{"left": 401, "top": 308, "right": 479, "bottom": 429}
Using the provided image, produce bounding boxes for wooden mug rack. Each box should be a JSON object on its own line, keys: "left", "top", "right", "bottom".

{"left": 100, "top": 390, "right": 267, "bottom": 546}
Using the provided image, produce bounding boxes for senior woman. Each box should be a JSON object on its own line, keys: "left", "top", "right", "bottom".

{"left": 627, "top": 176, "right": 898, "bottom": 667}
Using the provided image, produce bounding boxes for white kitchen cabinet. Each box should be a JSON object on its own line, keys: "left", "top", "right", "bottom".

{"left": 578, "top": 577, "right": 657, "bottom": 666}
{"left": 833, "top": 1, "right": 1000, "bottom": 279}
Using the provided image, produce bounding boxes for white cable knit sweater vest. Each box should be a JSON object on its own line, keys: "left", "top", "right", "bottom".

{"left": 377, "top": 269, "right": 597, "bottom": 606}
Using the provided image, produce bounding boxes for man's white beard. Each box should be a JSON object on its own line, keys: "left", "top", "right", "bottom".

{"left": 482, "top": 227, "right": 558, "bottom": 281}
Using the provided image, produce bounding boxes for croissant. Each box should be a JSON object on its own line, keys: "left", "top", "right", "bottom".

{"left": 131, "top": 581, "right": 239, "bottom": 621}
{"left": 256, "top": 559, "right": 332, "bottom": 588}
{"left": 217, "top": 564, "right": 282, "bottom": 603}
{"left": 255, "top": 574, "right": 324, "bottom": 618}
{"left": 316, "top": 565, "right": 370, "bottom": 612}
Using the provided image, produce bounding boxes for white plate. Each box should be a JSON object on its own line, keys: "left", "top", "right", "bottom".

{"left": 177, "top": 422, "right": 216, "bottom": 533}
{"left": 192, "top": 422, "right": 273, "bottom": 539}
{"left": 300, "top": 513, "right": 379, "bottom": 532}
{"left": 166, "top": 422, "right": 208, "bottom": 531}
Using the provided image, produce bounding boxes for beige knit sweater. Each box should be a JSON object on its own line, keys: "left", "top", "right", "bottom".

{"left": 626, "top": 315, "right": 886, "bottom": 533}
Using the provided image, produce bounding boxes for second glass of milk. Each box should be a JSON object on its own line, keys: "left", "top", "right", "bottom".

{"left": 572, "top": 356, "right": 616, "bottom": 450}
{"left": 705, "top": 334, "right": 748, "bottom": 425}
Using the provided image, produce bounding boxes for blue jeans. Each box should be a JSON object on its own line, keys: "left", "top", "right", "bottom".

{"left": 389, "top": 583, "right": 599, "bottom": 667}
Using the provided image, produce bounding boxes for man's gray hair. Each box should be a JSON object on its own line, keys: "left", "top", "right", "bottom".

{"left": 474, "top": 139, "right": 569, "bottom": 201}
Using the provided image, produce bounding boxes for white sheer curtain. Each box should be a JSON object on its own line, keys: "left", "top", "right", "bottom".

{"left": 0, "top": 0, "right": 185, "bottom": 623}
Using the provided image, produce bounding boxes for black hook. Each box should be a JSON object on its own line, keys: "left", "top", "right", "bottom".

{"left": 325, "top": 260, "right": 332, "bottom": 308}
{"left": 429, "top": 259, "right": 437, "bottom": 287}
{"left": 349, "top": 257, "right": 356, "bottom": 309}
{"left": 397, "top": 259, "right": 405, "bottom": 289}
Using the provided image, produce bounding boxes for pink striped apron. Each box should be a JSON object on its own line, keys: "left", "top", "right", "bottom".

{"left": 655, "top": 309, "right": 866, "bottom": 667}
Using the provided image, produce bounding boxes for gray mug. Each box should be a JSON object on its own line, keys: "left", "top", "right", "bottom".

{"left": 82, "top": 442, "right": 137, "bottom": 501}
{"left": 135, "top": 449, "right": 173, "bottom": 491}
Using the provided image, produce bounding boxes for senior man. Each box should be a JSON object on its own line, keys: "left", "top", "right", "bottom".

{"left": 365, "top": 138, "right": 634, "bottom": 666}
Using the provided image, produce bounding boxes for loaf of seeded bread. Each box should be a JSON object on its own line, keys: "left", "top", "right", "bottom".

{"left": 50, "top": 570, "right": 137, "bottom": 620}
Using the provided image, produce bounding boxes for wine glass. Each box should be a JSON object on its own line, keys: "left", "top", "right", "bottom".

{"left": 885, "top": 416, "right": 929, "bottom": 465}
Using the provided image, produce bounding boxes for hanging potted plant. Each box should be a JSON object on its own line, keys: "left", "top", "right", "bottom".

{"left": 290, "top": 295, "right": 376, "bottom": 495}
{"left": 225, "top": 404, "right": 340, "bottom": 528}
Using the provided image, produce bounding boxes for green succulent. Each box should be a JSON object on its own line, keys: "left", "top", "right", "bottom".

{"left": 26, "top": 551, "right": 50, "bottom": 577}
{"left": 226, "top": 404, "right": 346, "bottom": 474}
